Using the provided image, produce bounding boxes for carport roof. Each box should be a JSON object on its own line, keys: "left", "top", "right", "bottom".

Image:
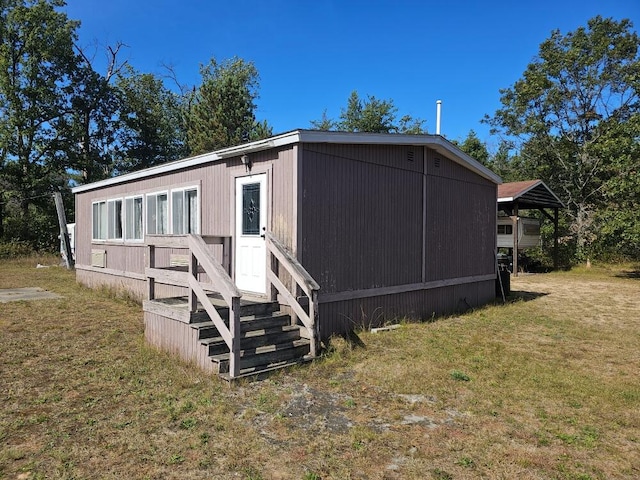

{"left": 498, "top": 180, "right": 564, "bottom": 210}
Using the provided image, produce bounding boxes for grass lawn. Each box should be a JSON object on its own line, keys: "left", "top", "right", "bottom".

{"left": 1, "top": 257, "right": 639, "bottom": 479}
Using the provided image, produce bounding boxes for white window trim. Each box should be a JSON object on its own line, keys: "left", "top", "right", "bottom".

{"left": 91, "top": 200, "right": 107, "bottom": 242}
{"left": 124, "top": 195, "right": 144, "bottom": 243}
{"left": 170, "top": 185, "right": 200, "bottom": 235}
{"left": 145, "top": 190, "right": 169, "bottom": 236}
{"left": 106, "top": 198, "right": 124, "bottom": 241}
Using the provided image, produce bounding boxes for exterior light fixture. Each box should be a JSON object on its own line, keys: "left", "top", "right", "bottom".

{"left": 241, "top": 154, "right": 252, "bottom": 172}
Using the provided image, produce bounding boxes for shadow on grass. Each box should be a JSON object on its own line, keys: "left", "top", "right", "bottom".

{"left": 615, "top": 268, "right": 640, "bottom": 280}
{"left": 502, "top": 290, "right": 548, "bottom": 303}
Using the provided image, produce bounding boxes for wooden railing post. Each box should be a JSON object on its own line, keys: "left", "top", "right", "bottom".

{"left": 147, "top": 243, "right": 156, "bottom": 301}
{"left": 309, "top": 289, "right": 319, "bottom": 357}
{"left": 268, "top": 252, "right": 278, "bottom": 303}
{"left": 222, "top": 236, "right": 231, "bottom": 276}
{"left": 229, "top": 296, "right": 241, "bottom": 378}
{"left": 188, "top": 252, "right": 198, "bottom": 313}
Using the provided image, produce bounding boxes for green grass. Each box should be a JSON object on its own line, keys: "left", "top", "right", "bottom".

{"left": 1, "top": 257, "right": 639, "bottom": 479}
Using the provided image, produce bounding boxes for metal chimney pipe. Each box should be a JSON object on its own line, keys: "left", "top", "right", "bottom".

{"left": 436, "top": 100, "right": 442, "bottom": 135}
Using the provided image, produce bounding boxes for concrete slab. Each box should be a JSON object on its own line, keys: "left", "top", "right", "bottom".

{"left": 0, "top": 287, "right": 62, "bottom": 303}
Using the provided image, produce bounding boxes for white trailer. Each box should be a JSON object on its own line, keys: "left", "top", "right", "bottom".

{"left": 497, "top": 217, "right": 541, "bottom": 250}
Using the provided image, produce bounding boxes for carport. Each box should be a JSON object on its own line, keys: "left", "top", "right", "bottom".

{"left": 498, "top": 180, "right": 565, "bottom": 274}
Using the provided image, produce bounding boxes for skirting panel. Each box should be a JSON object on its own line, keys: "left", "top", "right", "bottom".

{"left": 317, "top": 279, "right": 495, "bottom": 340}
{"left": 144, "top": 311, "right": 218, "bottom": 374}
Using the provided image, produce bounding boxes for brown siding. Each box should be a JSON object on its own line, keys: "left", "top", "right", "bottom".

{"left": 424, "top": 175, "right": 496, "bottom": 281}
{"left": 144, "top": 311, "right": 217, "bottom": 374}
{"left": 317, "top": 279, "right": 495, "bottom": 339}
{"left": 75, "top": 146, "right": 296, "bottom": 294}
{"left": 300, "top": 143, "right": 424, "bottom": 293}
{"left": 299, "top": 143, "right": 497, "bottom": 336}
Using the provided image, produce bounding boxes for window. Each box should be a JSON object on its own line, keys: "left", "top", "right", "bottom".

{"left": 172, "top": 187, "right": 199, "bottom": 234}
{"left": 497, "top": 224, "right": 513, "bottom": 235}
{"left": 242, "top": 183, "right": 261, "bottom": 235}
{"left": 524, "top": 223, "right": 540, "bottom": 236}
{"left": 146, "top": 192, "right": 168, "bottom": 235}
{"left": 107, "top": 199, "right": 123, "bottom": 240}
{"left": 92, "top": 201, "right": 107, "bottom": 240}
{"left": 124, "top": 196, "right": 143, "bottom": 241}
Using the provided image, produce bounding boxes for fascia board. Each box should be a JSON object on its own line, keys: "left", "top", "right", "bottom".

{"left": 72, "top": 130, "right": 303, "bottom": 194}
{"left": 298, "top": 131, "right": 502, "bottom": 184}
{"left": 72, "top": 129, "right": 502, "bottom": 193}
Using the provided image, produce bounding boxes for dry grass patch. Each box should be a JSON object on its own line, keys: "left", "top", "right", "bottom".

{"left": 1, "top": 258, "right": 639, "bottom": 479}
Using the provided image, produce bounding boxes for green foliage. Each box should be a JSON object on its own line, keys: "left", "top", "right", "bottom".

{"left": 311, "top": 90, "right": 426, "bottom": 134}
{"left": 450, "top": 370, "right": 471, "bottom": 382}
{"left": 0, "top": 0, "right": 79, "bottom": 248}
{"left": 0, "top": 240, "right": 35, "bottom": 258}
{"left": 0, "top": 3, "right": 248, "bottom": 247}
{"left": 115, "top": 67, "right": 187, "bottom": 172}
{"left": 187, "top": 57, "right": 272, "bottom": 155}
{"left": 455, "top": 130, "right": 489, "bottom": 165}
{"left": 486, "top": 16, "right": 640, "bottom": 262}
{"left": 309, "top": 109, "right": 335, "bottom": 131}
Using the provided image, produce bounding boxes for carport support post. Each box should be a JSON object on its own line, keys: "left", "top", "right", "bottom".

{"left": 53, "top": 190, "right": 74, "bottom": 270}
{"left": 512, "top": 202, "right": 519, "bottom": 276}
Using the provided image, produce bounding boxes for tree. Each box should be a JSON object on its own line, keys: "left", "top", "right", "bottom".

{"left": 591, "top": 114, "right": 640, "bottom": 259}
{"left": 310, "top": 90, "right": 426, "bottom": 134}
{"left": 456, "top": 130, "right": 489, "bottom": 165}
{"left": 115, "top": 67, "right": 187, "bottom": 172}
{"left": 64, "top": 42, "right": 129, "bottom": 183}
{"left": 309, "top": 109, "right": 335, "bottom": 131}
{"left": 187, "top": 57, "right": 272, "bottom": 155}
{"left": 485, "top": 16, "right": 640, "bottom": 261}
{"left": 0, "top": 0, "right": 80, "bottom": 246}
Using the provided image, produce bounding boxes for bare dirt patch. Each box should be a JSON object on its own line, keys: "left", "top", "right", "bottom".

{"left": 0, "top": 287, "right": 62, "bottom": 302}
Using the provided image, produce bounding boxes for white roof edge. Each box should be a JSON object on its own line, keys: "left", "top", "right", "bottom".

{"left": 71, "top": 130, "right": 302, "bottom": 193}
{"left": 72, "top": 129, "right": 501, "bottom": 193}
{"left": 297, "top": 131, "right": 501, "bottom": 184}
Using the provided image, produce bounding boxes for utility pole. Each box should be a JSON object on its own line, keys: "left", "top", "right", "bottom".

{"left": 53, "top": 190, "right": 74, "bottom": 270}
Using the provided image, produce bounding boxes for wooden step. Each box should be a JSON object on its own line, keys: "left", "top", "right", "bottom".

{"left": 200, "top": 324, "right": 302, "bottom": 356}
{"left": 190, "top": 311, "right": 291, "bottom": 339}
{"left": 218, "top": 355, "right": 313, "bottom": 381}
{"left": 190, "top": 300, "right": 279, "bottom": 323}
{"left": 213, "top": 338, "right": 311, "bottom": 373}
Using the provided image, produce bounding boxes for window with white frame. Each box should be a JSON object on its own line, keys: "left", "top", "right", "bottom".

{"left": 107, "top": 199, "right": 123, "bottom": 240}
{"left": 146, "top": 192, "right": 168, "bottom": 235}
{"left": 124, "top": 196, "right": 143, "bottom": 240}
{"left": 92, "top": 201, "right": 107, "bottom": 240}
{"left": 172, "top": 187, "right": 199, "bottom": 234}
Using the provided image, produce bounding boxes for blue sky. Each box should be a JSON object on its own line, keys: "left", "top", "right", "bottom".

{"left": 64, "top": 0, "right": 638, "bottom": 152}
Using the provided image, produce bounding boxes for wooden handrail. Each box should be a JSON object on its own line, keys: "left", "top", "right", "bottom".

{"left": 187, "top": 235, "right": 240, "bottom": 304}
{"left": 265, "top": 231, "right": 320, "bottom": 357}
{"left": 186, "top": 234, "right": 240, "bottom": 378}
{"left": 145, "top": 234, "right": 240, "bottom": 378}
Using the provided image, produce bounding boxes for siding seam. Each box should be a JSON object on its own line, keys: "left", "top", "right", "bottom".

{"left": 318, "top": 273, "right": 496, "bottom": 304}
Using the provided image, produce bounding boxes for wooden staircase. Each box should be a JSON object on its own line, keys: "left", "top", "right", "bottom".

{"left": 144, "top": 294, "right": 313, "bottom": 380}
{"left": 188, "top": 296, "right": 312, "bottom": 379}
{"left": 143, "top": 233, "right": 320, "bottom": 381}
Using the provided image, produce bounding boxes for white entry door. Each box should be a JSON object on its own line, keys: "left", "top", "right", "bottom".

{"left": 235, "top": 174, "right": 267, "bottom": 294}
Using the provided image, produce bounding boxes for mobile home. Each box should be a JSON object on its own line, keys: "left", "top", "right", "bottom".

{"left": 72, "top": 130, "right": 501, "bottom": 377}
